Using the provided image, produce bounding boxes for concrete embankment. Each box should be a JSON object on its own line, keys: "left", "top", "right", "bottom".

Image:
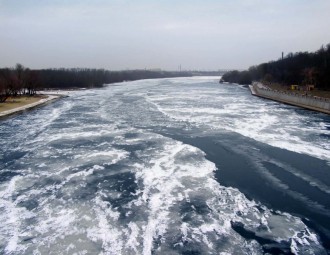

{"left": 249, "top": 83, "right": 330, "bottom": 115}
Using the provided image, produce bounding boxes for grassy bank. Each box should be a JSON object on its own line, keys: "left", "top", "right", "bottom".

{"left": 0, "top": 95, "right": 47, "bottom": 113}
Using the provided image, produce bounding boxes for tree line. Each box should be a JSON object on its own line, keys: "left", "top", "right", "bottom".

{"left": 222, "top": 43, "right": 330, "bottom": 90}
{"left": 0, "top": 65, "right": 196, "bottom": 102}
{"left": 0, "top": 64, "right": 40, "bottom": 102}
{"left": 36, "top": 68, "right": 194, "bottom": 89}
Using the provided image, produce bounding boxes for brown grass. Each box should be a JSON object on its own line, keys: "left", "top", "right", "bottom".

{"left": 0, "top": 95, "right": 47, "bottom": 113}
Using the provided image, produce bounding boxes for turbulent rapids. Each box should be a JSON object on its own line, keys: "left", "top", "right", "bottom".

{"left": 0, "top": 77, "right": 329, "bottom": 254}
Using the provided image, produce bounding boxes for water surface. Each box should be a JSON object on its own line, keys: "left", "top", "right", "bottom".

{"left": 0, "top": 77, "right": 329, "bottom": 254}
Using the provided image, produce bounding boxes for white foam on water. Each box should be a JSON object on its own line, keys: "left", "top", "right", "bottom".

{"left": 0, "top": 100, "right": 74, "bottom": 156}
{"left": 0, "top": 77, "right": 327, "bottom": 254}
{"left": 73, "top": 149, "right": 130, "bottom": 166}
{"left": 121, "top": 137, "right": 324, "bottom": 254}
{"left": 0, "top": 176, "right": 24, "bottom": 254}
{"left": 132, "top": 141, "right": 218, "bottom": 254}
{"left": 145, "top": 79, "right": 330, "bottom": 163}
{"left": 87, "top": 196, "right": 123, "bottom": 255}
{"left": 124, "top": 222, "right": 141, "bottom": 253}
{"left": 65, "top": 165, "right": 104, "bottom": 182}
{"left": 0, "top": 140, "right": 131, "bottom": 254}
{"left": 43, "top": 129, "right": 119, "bottom": 143}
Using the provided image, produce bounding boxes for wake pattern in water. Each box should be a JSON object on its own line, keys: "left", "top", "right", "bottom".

{"left": 0, "top": 78, "right": 328, "bottom": 254}
{"left": 145, "top": 78, "right": 330, "bottom": 163}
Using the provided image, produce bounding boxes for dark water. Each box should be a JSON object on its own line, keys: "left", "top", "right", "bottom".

{"left": 0, "top": 77, "right": 329, "bottom": 254}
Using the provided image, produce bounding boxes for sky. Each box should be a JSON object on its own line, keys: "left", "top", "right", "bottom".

{"left": 1, "top": 0, "right": 330, "bottom": 71}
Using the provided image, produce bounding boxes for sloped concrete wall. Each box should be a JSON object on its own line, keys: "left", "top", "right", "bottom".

{"left": 252, "top": 84, "right": 330, "bottom": 114}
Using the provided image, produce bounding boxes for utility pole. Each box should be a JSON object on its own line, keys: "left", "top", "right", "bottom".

{"left": 282, "top": 52, "right": 284, "bottom": 60}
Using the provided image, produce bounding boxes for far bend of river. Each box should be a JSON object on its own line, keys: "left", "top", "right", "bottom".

{"left": 1, "top": 77, "right": 330, "bottom": 255}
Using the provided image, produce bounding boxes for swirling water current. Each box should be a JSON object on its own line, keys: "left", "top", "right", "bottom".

{"left": 1, "top": 77, "right": 330, "bottom": 254}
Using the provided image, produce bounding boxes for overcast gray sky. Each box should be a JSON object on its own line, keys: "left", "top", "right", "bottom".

{"left": 1, "top": 0, "right": 330, "bottom": 70}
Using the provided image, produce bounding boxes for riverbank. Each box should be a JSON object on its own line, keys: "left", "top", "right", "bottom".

{"left": 266, "top": 83, "right": 330, "bottom": 99}
{"left": 0, "top": 94, "right": 65, "bottom": 119}
{"left": 249, "top": 82, "right": 330, "bottom": 115}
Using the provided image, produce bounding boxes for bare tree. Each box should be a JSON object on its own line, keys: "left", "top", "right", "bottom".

{"left": 25, "top": 70, "right": 40, "bottom": 95}
{"left": 0, "top": 76, "right": 8, "bottom": 102}
{"left": 15, "top": 63, "right": 26, "bottom": 95}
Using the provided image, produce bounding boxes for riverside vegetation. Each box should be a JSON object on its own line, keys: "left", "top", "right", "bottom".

{"left": 222, "top": 43, "right": 330, "bottom": 93}
{"left": 0, "top": 64, "right": 222, "bottom": 104}
{"left": 0, "top": 64, "right": 190, "bottom": 102}
{"left": 0, "top": 64, "right": 223, "bottom": 114}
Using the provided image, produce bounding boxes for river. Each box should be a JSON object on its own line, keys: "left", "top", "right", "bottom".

{"left": 1, "top": 77, "right": 329, "bottom": 254}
